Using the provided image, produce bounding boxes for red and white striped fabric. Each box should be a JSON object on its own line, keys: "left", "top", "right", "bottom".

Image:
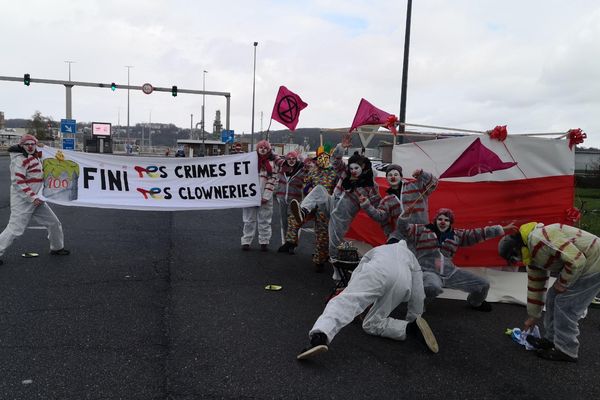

{"left": 346, "top": 134, "right": 574, "bottom": 267}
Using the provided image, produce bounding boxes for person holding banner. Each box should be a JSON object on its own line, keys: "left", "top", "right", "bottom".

{"left": 498, "top": 223, "right": 600, "bottom": 362}
{"left": 0, "top": 134, "right": 70, "bottom": 265}
{"left": 241, "top": 140, "right": 280, "bottom": 252}
{"left": 392, "top": 208, "right": 515, "bottom": 312}
{"left": 360, "top": 164, "right": 438, "bottom": 240}
{"left": 274, "top": 151, "right": 306, "bottom": 247}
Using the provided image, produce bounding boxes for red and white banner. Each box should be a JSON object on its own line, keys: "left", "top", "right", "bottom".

{"left": 347, "top": 135, "right": 575, "bottom": 267}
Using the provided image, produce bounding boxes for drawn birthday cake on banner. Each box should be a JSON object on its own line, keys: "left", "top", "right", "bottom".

{"left": 43, "top": 150, "right": 80, "bottom": 201}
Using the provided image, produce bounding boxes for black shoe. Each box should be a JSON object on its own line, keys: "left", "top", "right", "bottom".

{"left": 406, "top": 317, "right": 439, "bottom": 353}
{"left": 314, "top": 263, "right": 325, "bottom": 273}
{"left": 50, "top": 249, "right": 70, "bottom": 256}
{"left": 471, "top": 301, "right": 492, "bottom": 312}
{"left": 290, "top": 200, "right": 306, "bottom": 224}
{"left": 537, "top": 348, "right": 577, "bottom": 362}
{"left": 241, "top": 244, "right": 250, "bottom": 251}
{"left": 297, "top": 332, "right": 329, "bottom": 360}
{"left": 277, "top": 242, "right": 296, "bottom": 254}
{"left": 260, "top": 244, "right": 268, "bottom": 252}
{"left": 526, "top": 336, "right": 554, "bottom": 350}
{"left": 0, "top": 260, "right": 3, "bottom": 266}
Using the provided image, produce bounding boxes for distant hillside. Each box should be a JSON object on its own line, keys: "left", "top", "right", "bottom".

{"left": 248, "top": 128, "right": 398, "bottom": 150}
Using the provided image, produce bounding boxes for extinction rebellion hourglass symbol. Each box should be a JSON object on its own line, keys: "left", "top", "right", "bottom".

{"left": 277, "top": 95, "right": 301, "bottom": 124}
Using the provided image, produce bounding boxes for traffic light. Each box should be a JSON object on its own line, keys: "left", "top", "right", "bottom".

{"left": 111, "top": 82, "right": 117, "bottom": 91}
{"left": 171, "top": 85, "right": 177, "bottom": 97}
{"left": 24, "top": 73, "right": 30, "bottom": 86}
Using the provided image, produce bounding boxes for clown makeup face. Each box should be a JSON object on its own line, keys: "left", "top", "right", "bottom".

{"left": 436, "top": 215, "right": 451, "bottom": 232}
{"left": 257, "top": 145, "right": 270, "bottom": 156}
{"left": 286, "top": 156, "right": 297, "bottom": 167}
{"left": 349, "top": 163, "right": 363, "bottom": 178}
{"left": 316, "top": 153, "right": 330, "bottom": 169}
{"left": 22, "top": 141, "right": 37, "bottom": 155}
{"left": 386, "top": 170, "right": 401, "bottom": 187}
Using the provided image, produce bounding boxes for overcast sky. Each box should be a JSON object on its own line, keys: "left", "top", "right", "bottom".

{"left": 2, "top": 0, "right": 599, "bottom": 147}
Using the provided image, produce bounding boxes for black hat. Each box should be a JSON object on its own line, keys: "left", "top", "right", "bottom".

{"left": 498, "top": 234, "right": 523, "bottom": 264}
{"left": 385, "top": 164, "right": 403, "bottom": 178}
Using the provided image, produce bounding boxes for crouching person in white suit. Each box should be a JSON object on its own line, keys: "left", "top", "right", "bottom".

{"left": 297, "top": 240, "right": 439, "bottom": 360}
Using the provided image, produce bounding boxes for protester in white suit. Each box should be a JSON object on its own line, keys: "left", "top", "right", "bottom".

{"left": 297, "top": 240, "right": 438, "bottom": 360}
{"left": 0, "top": 134, "right": 69, "bottom": 265}
{"left": 240, "top": 140, "right": 279, "bottom": 251}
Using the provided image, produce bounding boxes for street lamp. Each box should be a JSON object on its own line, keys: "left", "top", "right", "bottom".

{"left": 64, "top": 60, "right": 76, "bottom": 81}
{"left": 125, "top": 65, "right": 134, "bottom": 142}
{"left": 202, "top": 70, "right": 208, "bottom": 155}
{"left": 251, "top": 41, "right": 258, "bottom": 151}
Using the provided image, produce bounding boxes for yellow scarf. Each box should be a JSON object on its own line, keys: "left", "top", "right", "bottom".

{"left": 519, "top": 222, "right": 538, "bottom": 266}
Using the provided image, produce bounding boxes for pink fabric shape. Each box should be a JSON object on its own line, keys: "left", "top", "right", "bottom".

{"left": 349, "top": 98, "right": 393, "bottom": 132}
{"left": 270, "top": 86, "right": 308, "bottom": 131}
{"left": 440, "top": 138, "right": 517, "bottom": 178}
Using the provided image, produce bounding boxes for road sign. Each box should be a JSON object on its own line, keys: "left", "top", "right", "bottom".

{"left": 232, "top": 142, "right": 242, "bottom": 152}
{"left": 62, "top": 138, "right": 75, "bottom": 150}
{"left": 60, "top": 119, "right": 76, "bottom": 134}
{"left": 221, "top": 129, "right": 234, "bottom": 144}
{"left": 142, "top": 83, "right": 154, "bottom": 95}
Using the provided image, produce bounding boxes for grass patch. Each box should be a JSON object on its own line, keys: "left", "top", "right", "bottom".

{"left": 575, "top": 187, "right": 600, "bottom": 236}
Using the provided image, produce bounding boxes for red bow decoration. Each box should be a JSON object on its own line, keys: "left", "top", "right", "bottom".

{"left": 567, "top": 128, "right": 586, "bottom": 150}
{"left": 488, "top": 125, "right": 508, "bottom": 141}
{"left": 384, "top": 115, "right": 399, "bottom": 135}
{"left": 565, "top": 207, "right": 581, "bottom": 223}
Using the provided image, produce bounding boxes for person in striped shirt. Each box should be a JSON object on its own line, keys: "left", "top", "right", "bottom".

{"left": 498, "top": 222, "right": 600, "bottom": 362}
{"left": 283, "top": 144, "right": 345, "bottom": 271}
{"left": 360, "top": 164, "right": 438, "bottom": 240}
{"left": 274, "top": 151, "right": 306, "bottom": 247}
{"left": 0, "top": 134, "right": 69, "bottom": 265}
{"left": 240, "top": 140, "right": 280, "bottom": 252}
{"left": 394, "top": 208, "right": 515, "bottom": 312}
{"left": 290, "top": 150, "right": 381, "bottom": 265}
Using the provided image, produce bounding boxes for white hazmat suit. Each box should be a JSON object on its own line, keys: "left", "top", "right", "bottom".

{"left": 0, "top": 143, "right": 64, "bottom": 260}
{"left": 310, "top": 241, "right": 425, "bottom": 342}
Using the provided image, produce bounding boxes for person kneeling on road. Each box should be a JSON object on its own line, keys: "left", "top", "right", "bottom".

{"left": 390, "top": 208, "right": 516, "bottom": 312}
{"left": 0, "top": 134, "right": 69, "bottom": 265}
{"left": 297, "top": 240, "right": 438, "bottom": 360}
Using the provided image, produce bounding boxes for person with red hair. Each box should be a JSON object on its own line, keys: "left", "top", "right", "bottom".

{"left": 240, "top": 140, "right": 280, "bottom": 252}
{"left": 0, "top": 135, "right": 69, "bottom": 265}
{"left": 391, "top": 208, "right": 515, "bottom": 312}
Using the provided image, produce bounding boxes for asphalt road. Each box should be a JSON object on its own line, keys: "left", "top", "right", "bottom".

{"left": 0, "top": 155, "right": 599, "bottom": 400}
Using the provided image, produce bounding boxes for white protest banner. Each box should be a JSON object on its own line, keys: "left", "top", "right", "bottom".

{"left": 39, "top": 147, "right": 261, "bottom": 211}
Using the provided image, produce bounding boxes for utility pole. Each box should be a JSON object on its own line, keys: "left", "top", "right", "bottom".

{"left": 398, "top": 0, "right": 412, "bottom": 146}
{"left": 125, "top": 65, "right": 134, "bottom": 142}
{"left": 251, "top": 41, "right": 258, "bottom": 151}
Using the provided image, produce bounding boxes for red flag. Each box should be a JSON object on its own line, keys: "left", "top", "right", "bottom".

{"left": 440, "top": 138, "right": 517, "bottom": 179}
{"left": 349, "top": 98, "right": 395, "bottom": 133}
{"left": 270, "top": 86, "right": 308, "bottom": 131}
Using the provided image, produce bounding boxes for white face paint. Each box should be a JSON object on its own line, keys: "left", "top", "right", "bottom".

{"left": 257, "top": 146, "right": 269, "bottom": 156}
{"left": 386, "top": 170, "right": 401, "bottom": 187}
{"left": 349, "top": 163, "right": 363, "bottom": 178}
{"left": 22, "top": 141, "right": 37, "bottom": 155}
{"left": 286, "top": 157, "right": 297, "bottom": 167}
{"left": 436, "top": 215, "right": 451, "bottom": 232}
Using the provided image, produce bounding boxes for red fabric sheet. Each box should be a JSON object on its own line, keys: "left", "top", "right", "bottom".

{"left": 346, "top": 175, "right": 574, "bottom": 267}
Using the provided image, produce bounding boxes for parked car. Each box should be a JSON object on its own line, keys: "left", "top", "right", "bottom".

{"left": 175, "top": 149, "right": 185, "bottom": 157}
